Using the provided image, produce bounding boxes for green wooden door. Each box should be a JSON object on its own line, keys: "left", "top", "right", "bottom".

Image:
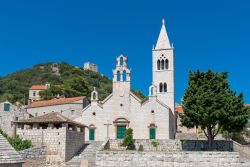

{"left": 89, "top": 129, "right": 95, "bottom": 140}
{"left": 150, "top": 128, "right": 156, "bottom": 139}
{"left": 117, "top": 125, "right": 126, "bottom": 139}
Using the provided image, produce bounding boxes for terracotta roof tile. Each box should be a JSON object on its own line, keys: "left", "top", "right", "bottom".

{"left": 30, "top": 85, "right": 46, "bottom": 90}
{"left": 14, "top": 112, "right": 87, "bottom": 128}
{"left": 245, "top": 104, "right": 250, "bottom": 107}
{"left": 175, "top": 105, "right": 183, "bottom": 113}
{"left": 27, "top": 96, "right": 85, "bottom": 108}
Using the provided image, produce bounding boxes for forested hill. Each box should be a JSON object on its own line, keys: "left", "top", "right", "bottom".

{"left": 0, "top": 62, "right": 146, "bottom": 104}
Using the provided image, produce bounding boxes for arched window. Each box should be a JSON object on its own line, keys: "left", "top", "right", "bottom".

{"left": 123, "top": 70, "right": 126, "bottom": 81}
{"left": 163, "top": 83, "right": 167, "bottom": 92}
{"left": 117, "top": 71, "right": 121, "bottom": 81}
{"left": 93, "top": 92, "right": 97, "bottom": 100}
{"left": 161, "top": 60, "right": 164, "bottom": 70}
{"left": 165, "top": 59, "right": 169, "bottom": 69}
{"left": 150, "top": 87, "right": 154, "bottom": 96}
{"left": 157, "top": 60, "right": 160, "bottom": 70}
{"left": 120, "top": 57, "right": 124, "bottom": 66}
{"left": 159, "top": 83, "right": 163, "bottom": 92}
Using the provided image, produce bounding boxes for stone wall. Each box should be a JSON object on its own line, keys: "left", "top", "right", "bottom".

{"left": 0, "top": 163, "right": 23, "bottom": 167}
{"left": 17, "top": 127, "right": 66, "bottom": 163}
{"left": 233, "top": 141, "right": 250, "bottom": 158}
{"left": 19, "top": 146, "right": 46, "bottom": 167}
{"left": 0, "top": 107, "right": 27, "bottom": 135}
{"left": 181, "top": 140, "right": 233, "bottom": 151}
{"left": 19, "top": 146, "right": 46, "bottom": 159}
{"left": 17, "top": 126, "right": 84, "bottom": 163}
{"left": 65, "top": 130, "right": 85, "bottom": 161}
{"left": 96, "top": 151, "right": 242, "bottom": 167}
{"left": 109, "top": 139, "right": 182, "bottom": 151}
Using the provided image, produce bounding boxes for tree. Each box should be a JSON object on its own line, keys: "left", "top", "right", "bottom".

{"left": 63, "top": 77, "right": 90, "bottom": 97}
{"left": 122, "top": 128, "right": 136, "bottom": 150}
{"left": 181, "top": 70, "right": 249, "bottom": 148}
{"left": 39, "top": 89, "right": 53, "bottom": 100}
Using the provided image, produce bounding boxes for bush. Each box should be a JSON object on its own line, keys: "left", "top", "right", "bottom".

{"left": 8, "top": 135, "right": 32, "bottom": 151}
{"left": 138, "top": 144, "right": 144, "bottom": 151}
{"left": 122, "top": 128, "right": 136, "bottom": 150}
{"left": 151, "top": 139, "right": 158, "bottom": 147}
{"left": 0, "top": 128, "right": 32, "bottom": 151}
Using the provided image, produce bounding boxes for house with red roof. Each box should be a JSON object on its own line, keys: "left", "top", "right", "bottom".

{"left": 26, "top": 96, "right": 88, "bottom": 117}
{"left": 28, "top": 83, "right": 50, "bottom": 102}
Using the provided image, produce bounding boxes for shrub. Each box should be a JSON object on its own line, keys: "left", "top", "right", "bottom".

{"left": 138, "top": 144, "right": 144, "bottom": 151}
{"left": 121, "top": 128, "right": 135, "bottom": 150}
{"left": 151, "top": 139, "right": 158, "bottom": 147}
{"left": 0, "top": 128, "right": 32, "bottom": 151}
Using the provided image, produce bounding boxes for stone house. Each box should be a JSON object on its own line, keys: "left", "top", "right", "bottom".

{"left": 13, "top": 112, "right": 87, "bottom": 163}
{"left": 26, "top": 96, "right": 88, "bottom": 117}
{"left": 75, "top": 19, "right": 176, "bottom": 141}
{"left": 83, "top": 62, "right": 98, "bottom": 72}
{"left": 28, "top": 83, "right": 50, "bottom": 103}
{"left": 0, "top": 101, "right": 28, "bottom": 135}
{"left": 0, "top": 134, "right": 24, "bottom": 167}
{"left": 175, "top": 104, "right": 198, "bottom": 139}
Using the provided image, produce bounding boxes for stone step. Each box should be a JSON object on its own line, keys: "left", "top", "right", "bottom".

{"left": 65, "top": 141, "right": 103, "bottom": 167}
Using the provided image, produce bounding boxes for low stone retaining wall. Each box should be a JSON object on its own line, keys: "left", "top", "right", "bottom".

{"left": 19, "top": 146, "right": 46, "bottom": 167}
{"left": 233, "top": 141, "right": 250, "bottom": 158}
{"left": 109, "top": 139, "right": 182, "bottom": 151}
{"left": 19, "top": 146, "right": 46, "bottom": 159}
{"left": 181, "top": 140, "right": 233, "bottom": 151}
{"left": 108, "top": 139, "right": 233, "bottom": 151}
{"left": 96, "top": 151, "right": 242, "bottom": 167}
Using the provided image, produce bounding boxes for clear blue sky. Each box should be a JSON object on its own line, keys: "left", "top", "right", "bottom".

{"left": 0, "top": 0, "right": 249, "bottom": 103}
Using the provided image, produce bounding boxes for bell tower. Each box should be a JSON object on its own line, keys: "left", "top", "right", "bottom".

{"left": 112, "top": 54, "right": 131, "bottom": 96}
{"left": 152, "top": 19, "right": 175, "bottom": 137}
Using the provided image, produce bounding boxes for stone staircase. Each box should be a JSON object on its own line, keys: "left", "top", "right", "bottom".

{"left": 65, "top": 141, "right": 103, "bottom": 167}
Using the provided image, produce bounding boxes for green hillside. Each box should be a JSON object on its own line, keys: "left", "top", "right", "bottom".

{"left": 0, "top": 62, "right": 145, "bottom": 104}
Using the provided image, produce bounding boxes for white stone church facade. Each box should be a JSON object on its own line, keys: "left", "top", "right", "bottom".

{"left": 75, "top": 19, "right": 176, "bottom": 141}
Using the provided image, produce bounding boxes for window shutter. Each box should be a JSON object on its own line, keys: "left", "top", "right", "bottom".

{"left": 4, "top": 103, "right": 10, "bottom": 111}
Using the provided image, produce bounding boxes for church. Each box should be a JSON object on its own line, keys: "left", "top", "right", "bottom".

{"left": 75, "top": 19, "right": 176, "bottom": 141}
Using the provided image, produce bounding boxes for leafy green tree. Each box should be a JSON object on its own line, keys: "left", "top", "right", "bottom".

{"left": 131, "top": 89, "right": 146, "bottom": 100}
{"left": 122, "top": 128, "right": 136, "bottom": 150}
{"left": 181, "top": 70, "right": 249, "bottom": 147}
{"left": 64, "top": 77, "right": 90, "bottom": 97}
{"left": 39, "top": 89, "right": 53, "bottom": 100}
{"left": 47, "top": 85, "right": 63, "bottom": 97}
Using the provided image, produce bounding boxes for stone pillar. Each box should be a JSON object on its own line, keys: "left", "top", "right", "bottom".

{"left": 48, "top": 123, "right": 54, "bottom": 129}
{"left": 62, "top": 123, "right": 68, "bottom": 130}
{"left": 25, "top": 125, "right": 31, "bottom": 129}
{"left": 33, "top": 123, "right": 39, "bottom": 129}
{"left": 120, "top": 71, "right": 123, "bottom": 81}
{"left": 10, "top": 122, "right": 16, "bottom": 138}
